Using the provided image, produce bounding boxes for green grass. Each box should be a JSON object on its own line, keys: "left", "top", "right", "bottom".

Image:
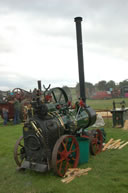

{"left": 86, "top": 98, "right": 128, "bottom": 110}
{"left": 0, "top": 100, "right": 128, "bottom": 193}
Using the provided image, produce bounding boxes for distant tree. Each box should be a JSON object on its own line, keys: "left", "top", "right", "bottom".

{"left": 94, "top": 83, "right": 99, "bottom": 92}
{"left": 119, "top": 80, "right": 128, "bottom": 88}
{"left": 106, "top": 80, "right": 116, "bottom": 91}
{"left": 85, "top": 82, "right": 95, "bottom": 97}
{"left": 97, "top": 80, "right": 107, "bottom": 91}
{"left": 75, "top": 82, "right": 94, "bottom": 98}
{"left": 74, "top": 79, "right": 128, "bottom": 99}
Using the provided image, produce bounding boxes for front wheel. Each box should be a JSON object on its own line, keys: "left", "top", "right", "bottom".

{"left": 52, "top": 135, "right": 80, "bottom": 177}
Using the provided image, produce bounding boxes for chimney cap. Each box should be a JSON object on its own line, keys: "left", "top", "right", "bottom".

{"left": 74, "top": 17, "right": 83, "bottom": 22}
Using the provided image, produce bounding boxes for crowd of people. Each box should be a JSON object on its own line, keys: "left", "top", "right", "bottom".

{"left": 0, "top": 88, "right": 41, "bottom": 126}
{"left": 1, "top": 97, "right": 33, "bottom": 126}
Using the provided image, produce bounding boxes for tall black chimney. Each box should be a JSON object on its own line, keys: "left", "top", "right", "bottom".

{"left": 37, "top": 80, "right": 42, "bottom": 91}
{"left": 74, "top": 17, "right": 86, "bottom": 103}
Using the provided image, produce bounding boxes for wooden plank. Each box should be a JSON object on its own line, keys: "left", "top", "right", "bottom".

{"left": 61, "top": 176, "right": 75, "bottom": 183}
{"left": 114, "top": 141, "right": 124, "bottom": 149}
{"left": 107, "top": 139, "right": 121, "bottom": 149}
{"left": 102, "top": 138, "right": 114, "bottom": 151}
{"left": 65, "top": 176, "right": 75, "bottom": 183}
{"left": 107, "top": 140, "right": 116, "bottom": 149}
{"left": 61, "top": 168, "right": 92, "bottom": 183}
{"left": 118, "top": 141, "right": 128, "bottom": 149}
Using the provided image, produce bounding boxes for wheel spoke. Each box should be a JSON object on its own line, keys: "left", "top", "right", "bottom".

{"left": 62, "top": 142, "right": 67, "bottom": 151}
{"left": 64, "top": 161, "right": 69, "bottom": 173}
{"left": 52, "top": 92, "right": 57, "bottom": 103}
{"left": 94, "top": 145, "right": 98, "bottom": 153}
{"left": 92, "top": 138, "right": 97, "bottom": 144}
{"left": 57, "top": 151, "right": 62, "bottom": 155}
{"left": 70, "top": 147, "right": 78, "bottom": 153}
{"left": 69, "top": 140, "right": 74, "bottom": 151}
{"left": 57, "top": 157, "right": 65, "bottom": 164}
{"left": 71, "top": 157, "right": 76, "bottom": 161}
{"left": 58, "top": 92, "right": 62, "bottom": 103}
{"left": 19, "top": 143, "right": 24, "bottom": 147}
{"left": 17, "top": 153, "right": 21, "bottom": 156}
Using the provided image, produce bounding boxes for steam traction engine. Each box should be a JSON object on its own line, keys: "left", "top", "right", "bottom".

{"left": 14, "top": 17, "right": 103, "bottom": 177}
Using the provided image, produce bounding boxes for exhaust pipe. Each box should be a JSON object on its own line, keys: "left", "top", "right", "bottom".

{"left": 74, "top": 17, "right": 86, "bottom": 103}
{"left": 37, "top": 80, "right": 42, "bottom": 91}
{"left": 74, "top": 17, "right": 96, "bottom": 126}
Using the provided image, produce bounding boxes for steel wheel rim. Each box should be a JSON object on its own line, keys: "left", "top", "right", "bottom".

{"left": 14, "top": 136, "right": 25, "bottom": 167}
{"left": 52, "top": 135, "right": 80, "bottom": 177}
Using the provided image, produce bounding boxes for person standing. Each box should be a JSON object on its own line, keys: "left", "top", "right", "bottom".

{"left": 2, "top": 108, "right": 8, "bottom": 125}
{"left": 13, "top": 98, "right": 21, "bottom": 124}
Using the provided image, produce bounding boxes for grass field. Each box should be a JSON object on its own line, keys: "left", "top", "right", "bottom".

{"left": 86, "top": 98, "right": 128, "bottom": 110}
{"left": 0, "top": 99, "right": 128, "bottom": 193}
{"left": 70, "top": 87, "right": 128, "bottom": 110}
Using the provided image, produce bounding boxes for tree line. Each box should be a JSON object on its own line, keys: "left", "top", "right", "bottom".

{"left": 75, "top": 80, "right": 128, "bottom": 98}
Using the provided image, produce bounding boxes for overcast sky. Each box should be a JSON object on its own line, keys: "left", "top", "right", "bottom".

{"left": 0, "top": 0, "right": 128, "bottom": 91}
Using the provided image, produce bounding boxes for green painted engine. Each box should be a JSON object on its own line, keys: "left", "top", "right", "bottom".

{"left": 14, "top": 87, "right": 101, "bottom": 176}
